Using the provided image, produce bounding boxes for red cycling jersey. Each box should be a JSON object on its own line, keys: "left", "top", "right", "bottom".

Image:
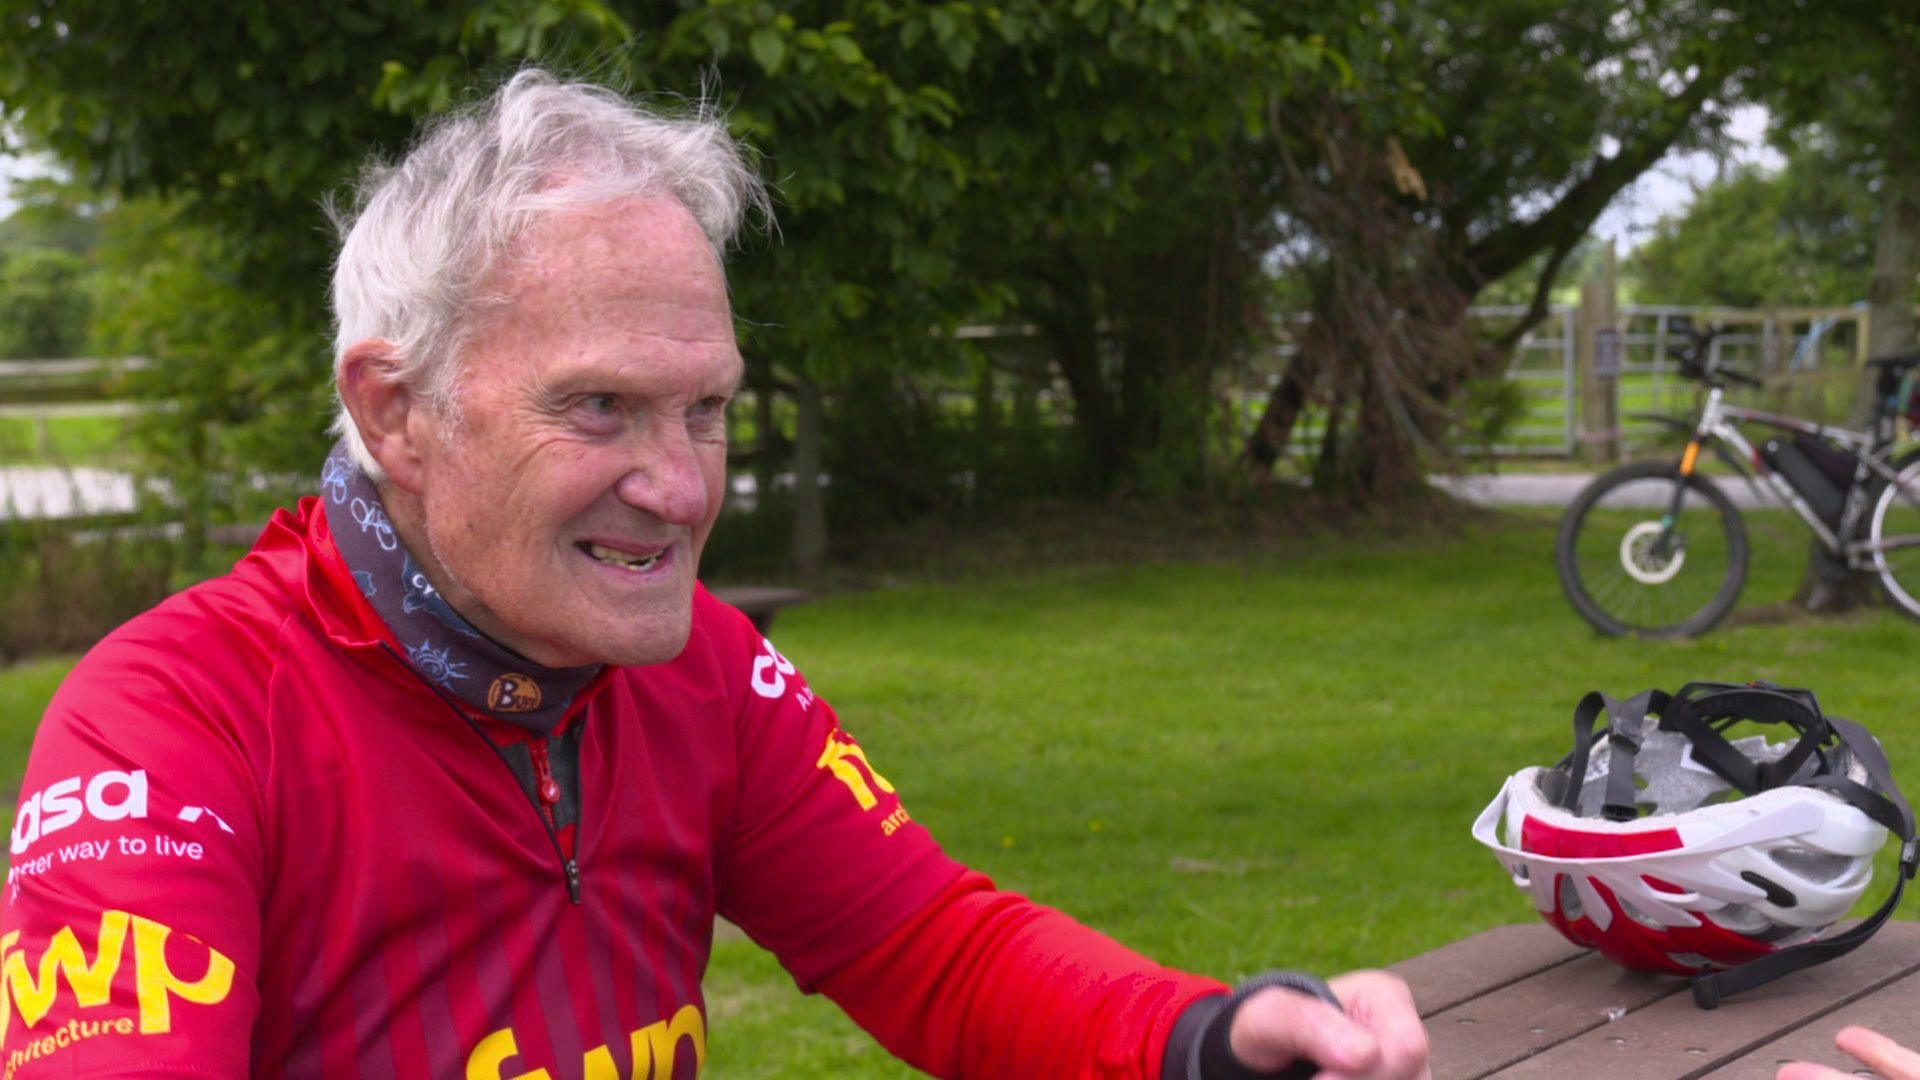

{"left": 0, "top": 497, "right": 1223, "bottom": 1078}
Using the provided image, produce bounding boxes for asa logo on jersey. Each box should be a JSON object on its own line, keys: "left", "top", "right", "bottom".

{"left": 10, "top": 771, "right": 148, "bottom": 856}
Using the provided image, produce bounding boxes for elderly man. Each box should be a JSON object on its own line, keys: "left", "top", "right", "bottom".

{"left": 0, "top": 72, "right": 1427, "bottom": 1079}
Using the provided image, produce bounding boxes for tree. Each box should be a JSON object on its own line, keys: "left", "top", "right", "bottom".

{"left": 0, "top": 0, "right": 1375, "bottom": 558}
{"left": 1717, "top": 3, "right": 1920, "bottom": 613}
{"left": 1244, "top": 0, "right": 1748, "bottom": 499}
{"left": 1628, "top": 142, "right": 1880, "bottom": 308}
{"left": 0, "top": 246, "right": 89, "bottom": 358}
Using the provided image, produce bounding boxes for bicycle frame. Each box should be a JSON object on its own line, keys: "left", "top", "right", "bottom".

{"left": 1673, "top": 385, "right": 1909, "bottom": 566}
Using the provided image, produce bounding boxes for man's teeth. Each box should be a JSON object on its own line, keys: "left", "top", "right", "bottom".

{"left": 586, "top": 543, "right": 663, "bottom": 571}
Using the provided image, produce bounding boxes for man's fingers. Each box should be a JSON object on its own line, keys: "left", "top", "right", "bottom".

{"left": 1225, "top": 971, "right": 1430, "bottom": 1080}
{"left": 1776, "top": 1064, "right": 1847, "bottom": 1080}
{"left": 1775, "top": 1026, "right": 1920, "bottom": 1080}
{"left": 1327, "top": 970, "right": 1430, "bottom": 1080}
{"left": 1228, "top": 986, "right": 1380, "bottom": 1076}
{"left": 1835, "top": 1026, "right": 1920, "bottom": 1080}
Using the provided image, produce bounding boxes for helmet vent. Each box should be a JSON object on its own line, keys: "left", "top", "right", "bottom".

{"left": 1618, "top": 898, "right": 1663, "bottom": 929}
{"left": 1556, "top": 876, "right": 1584, "bottom": 921}
{"left": 1666, "top": 952, "right": 1718, "bottom": 972}
{"left": 1712, "top": 904, "right": 1771, "bottom": 934}
{"left": 1769, "top": 846, "right": 1851, "bottom": 883}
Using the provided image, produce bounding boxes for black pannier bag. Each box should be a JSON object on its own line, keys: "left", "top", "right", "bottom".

{"left": 1760, "top": 433, "right": 1854, "bottom": 524}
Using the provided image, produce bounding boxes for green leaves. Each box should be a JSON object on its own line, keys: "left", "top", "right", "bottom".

{"left": 750, "top": 27, "right": 788, "bottom": 73}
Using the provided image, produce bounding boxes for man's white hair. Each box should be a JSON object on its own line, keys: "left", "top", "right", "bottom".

{"left": 327, "top": 68, "right": 769, "bottom": 478}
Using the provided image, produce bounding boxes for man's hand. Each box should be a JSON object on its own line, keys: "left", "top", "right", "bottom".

{"left": 1228, "top": 970, "right": 1430, "bottom": 1079}
{"left": 1777, "top": 1026, "right": 1920, "bottom": 1080}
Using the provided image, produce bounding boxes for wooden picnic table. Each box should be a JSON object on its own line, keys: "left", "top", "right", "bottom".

{"left": 708, "top": 584, "right": 811, "bottom": 633}
{"left": 1389, "top": 921, "right": 1920, "bottom": 1078}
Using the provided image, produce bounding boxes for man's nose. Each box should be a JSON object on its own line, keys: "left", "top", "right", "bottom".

{"left": 613, "top": 425, "right": 712, "bottom": 526}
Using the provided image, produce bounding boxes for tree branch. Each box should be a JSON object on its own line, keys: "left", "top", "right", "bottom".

{"left": 1463, "top": 69, "right": 1725, "bottom": 286}
{"left": 1492, "top": 234, "right": 1581, "bottom": 349}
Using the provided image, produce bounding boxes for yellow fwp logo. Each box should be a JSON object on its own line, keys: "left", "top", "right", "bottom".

{"left": 0, "top": 910, "right": 235, "bottom": 1047}
{"left": 466, "top": 1004, "right": 705, "bottom": 1080}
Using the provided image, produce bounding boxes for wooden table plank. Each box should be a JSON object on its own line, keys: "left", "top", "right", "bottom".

{"left": 1489, "top": 914, "right": 1920, "bottom": 1076}
{"left": 1389, "top": 924, "right": 1590, "bottom": 1017}
{"left": 1425, "top": 952, "right": 1686, "bottom": 1078}
{"left": 1713, "top": 965, "right": 1920, "bottom": 1078}
{"left": 709, "top": 585, "right": 811, "bottom": 632}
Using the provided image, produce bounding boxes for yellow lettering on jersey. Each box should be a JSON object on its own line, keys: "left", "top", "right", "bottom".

{"left": 633, "top": 1004, "right": 707, "bottom": 1079}
{"left": 815, "top": 734, "right": 896, "bottom": 811}
{"left": 468, "top": 1006, "right": 707, "bottom": 1080}
{"left": 580, "top": 1042, "right": 621, "bottom": 1080}
{"left": 465, "top": 1026, "right": 554, "bottom": 1080}
{"left": 2, "top": 912, "right": 128, "bottom": 1036}
{"left": 0, "top": 910, "right": 233, "bottom": 1043}
{"left": 128, "top": 914, "right": 235, "bottom": 1034}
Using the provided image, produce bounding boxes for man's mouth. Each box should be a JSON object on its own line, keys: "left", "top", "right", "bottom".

{"left": 579, "top": 541, "right": 668, "bottom": 573}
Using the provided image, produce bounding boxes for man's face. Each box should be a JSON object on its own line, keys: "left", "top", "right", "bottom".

{"left": 406, "top": 196, "right": 740, "bottom": 668}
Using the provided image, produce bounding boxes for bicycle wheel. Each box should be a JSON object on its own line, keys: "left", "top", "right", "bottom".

{"left": 1866, "top": 448, "right": 1920, "bottom": 620}
{"left": 1555, "top": 462, "right": 1749, "bottom": 638}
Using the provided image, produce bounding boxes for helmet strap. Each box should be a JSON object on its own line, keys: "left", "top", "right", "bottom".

{"left": 1557, "top": 690, "right": 1669, "bottom": 821}
{"left": 1690, "top": 710, "right": 1917, "bottom": 1009}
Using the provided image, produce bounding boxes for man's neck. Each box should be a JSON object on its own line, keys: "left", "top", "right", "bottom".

{"left": 376, "top": 478, "right": 518, "bottom": 655}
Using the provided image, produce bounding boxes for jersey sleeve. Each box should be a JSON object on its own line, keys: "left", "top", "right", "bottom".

{"left": 710, "top": 606, "right": 966, "bottom": 990}
{"left": 1, "top": 630, "right": 265, "bottom": 1077}
{"left": 819, "top": 870, "right": 1228, "bottom": 1079}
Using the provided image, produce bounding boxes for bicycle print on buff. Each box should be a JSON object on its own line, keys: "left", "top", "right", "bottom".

{"left": 321, "top": 443, "right": 599, "bottom": 730}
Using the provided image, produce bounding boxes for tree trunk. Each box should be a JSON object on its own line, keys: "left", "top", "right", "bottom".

{"left": 1036, "top": 267, "right": 1121, "bottom": 491}
{"left": 753, "top": 378, "right": 778, "bottom": 514}
{"left": 1795, "top": 66, "right": 1920, "bottom": 613}
{"left": 1245, "top": 349, "right": 1319, "bottom": 473}
{"left": 1864, "top": 159, "right": 1920, "bottom": 363}
{"left": 791, "top": 377, "right": 826, "bottom": 583}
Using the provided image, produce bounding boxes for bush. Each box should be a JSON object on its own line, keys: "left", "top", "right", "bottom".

{"left": 0, "top": 247, "right": 91, "bottom": 359}
{"left": 0, "top": 519, "right": 177, "bottom": 662}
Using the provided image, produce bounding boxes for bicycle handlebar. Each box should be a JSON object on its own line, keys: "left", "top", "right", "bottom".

{"left": 1670, "top": 327, "right": 1763, "bottom": 390}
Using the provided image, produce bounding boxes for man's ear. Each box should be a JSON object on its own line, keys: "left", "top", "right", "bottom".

{"left": 337, "top": 340, "right": 429, "bottom": 493}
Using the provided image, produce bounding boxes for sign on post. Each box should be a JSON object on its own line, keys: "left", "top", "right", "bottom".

{"left": 1593, "top": 328, "right": 1621, "bottom": 379}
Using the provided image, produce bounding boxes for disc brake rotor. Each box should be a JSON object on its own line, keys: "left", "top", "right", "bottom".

{"left": 1619, "top": 521, "right": 1685, "bottom": 585}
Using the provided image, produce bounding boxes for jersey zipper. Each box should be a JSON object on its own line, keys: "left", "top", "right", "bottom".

{"left": 527, "top": 738, "right": 585, "bottom": 905}
{"left": 380, "top": 642, "right": 585, "bottom": 905}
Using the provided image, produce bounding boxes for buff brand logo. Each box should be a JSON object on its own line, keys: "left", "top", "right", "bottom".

{"left": 466, "top": 1003, "right": 705, "bottom": 1079}
{"left": 0, "top": 910, "right": 235, "bottom": 1053}
{"left": 488, "top": 674, "right": 542, "bottom": 713}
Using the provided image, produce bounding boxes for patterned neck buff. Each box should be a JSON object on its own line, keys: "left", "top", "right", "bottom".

{"left": 320, "top": 442, "right": 601, "bottom": 733}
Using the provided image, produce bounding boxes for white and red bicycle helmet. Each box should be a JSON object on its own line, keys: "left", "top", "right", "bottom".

{"left": 1473, "top": 681, "right": 1916, "bottom": 1007}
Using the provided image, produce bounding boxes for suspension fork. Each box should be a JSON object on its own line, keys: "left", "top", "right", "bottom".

{"left": 1660, "top": 391, "right": 1726, "bottom": 533}
{"left": 1664, "top": 439, "right": 1703, "bottom": 522}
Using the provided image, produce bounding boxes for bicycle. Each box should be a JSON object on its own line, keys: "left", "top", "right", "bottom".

{"left": 1555, "top": 327, "right": 1920, "bottom": 638}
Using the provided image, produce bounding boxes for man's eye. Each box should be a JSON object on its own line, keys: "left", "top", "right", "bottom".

{"left": 693, "top": 395, "right": 729, "bottom": 418}
{"left": 579, "top": 394, "right": 622, "bottom": 416}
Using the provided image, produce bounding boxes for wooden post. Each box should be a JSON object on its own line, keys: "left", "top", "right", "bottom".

{"left": 1575, "top": 241, "right": 1621, "bottom": 464}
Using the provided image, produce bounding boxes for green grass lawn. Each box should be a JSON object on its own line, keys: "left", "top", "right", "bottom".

{"left": 3, "top": 507, "right": 1917, "bottom": 1077}
{"left": 0, "top": 414, "right": 137, "bottom": 466}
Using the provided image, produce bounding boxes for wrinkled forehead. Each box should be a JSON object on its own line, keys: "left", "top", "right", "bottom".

{"left": 515, "top": 194, "right": 727, "bottom": 295}
{"left": 470, "top": 195, "right": 737, "bottom": 352}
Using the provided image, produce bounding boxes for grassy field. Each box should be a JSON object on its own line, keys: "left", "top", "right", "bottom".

{"left": 4, "top": 506, "right": 1917, "bottom": 1076}
{"left": 0, "top": 414, "right": 137, "bottom": 466}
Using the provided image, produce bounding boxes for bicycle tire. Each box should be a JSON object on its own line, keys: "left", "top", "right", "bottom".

{"left": 1555, "top": 462, "right": 1749, "bottom": 638}
{"left": 1866, "top": 448, "right": 1920, "bottom": 621}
